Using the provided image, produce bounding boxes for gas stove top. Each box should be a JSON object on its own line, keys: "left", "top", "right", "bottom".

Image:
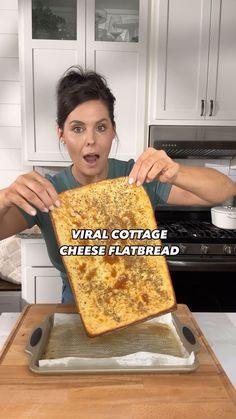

{"left": 158, "top": 220, "right": 236, "bottom": 243}
{"left": 156, "top": 207, "right": 236, "bottom": 256}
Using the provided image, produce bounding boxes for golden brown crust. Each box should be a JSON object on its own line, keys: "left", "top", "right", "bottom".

{"left": 50, "top": 177, "right": 176, "bottom": 336}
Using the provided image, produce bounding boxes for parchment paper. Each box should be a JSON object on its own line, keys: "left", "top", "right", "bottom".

{"left": 39, "top": 313, "right": 195, "bottom": 369}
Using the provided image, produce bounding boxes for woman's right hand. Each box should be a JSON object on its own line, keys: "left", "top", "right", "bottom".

{"left": 1, "top": 171, "right": 60, "bottom": 216}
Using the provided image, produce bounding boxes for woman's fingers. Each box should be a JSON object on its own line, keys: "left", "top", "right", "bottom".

{"left": 158, "top": 163, "right": 179, "bottom": 183}
{"left": 129, "top": 148, "right": 157, "bottom": 185}
{"left": 32, "top": 171, "right": 60, "bottom": 206}
{"left": 17, "top": 173, "right": 60, "bottom": 210}
{"left": 145, "top": 160, "right": 167, "bottom": 182}
{"left": 146, "top": 159, "right": 179, "bottom": 184}
{"left": 129, "top": 148, "right": 178, "bottom": 186}
{"left": 4, "top": 189, "right": 40, "bottom": 216}
{"left": 133, "top": 159, "right": 162, "bottom": 186}
{"left": 4, "top": 171, "right": 60, "bottom": 216}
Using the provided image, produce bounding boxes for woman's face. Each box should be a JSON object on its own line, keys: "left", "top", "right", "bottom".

{"left": 59, "top": 100, "right": 115, "bottom": 185}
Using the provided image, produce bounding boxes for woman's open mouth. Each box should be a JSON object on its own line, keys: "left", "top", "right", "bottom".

{"left": 83, "top": 153, "right": 100, "bottom": 166}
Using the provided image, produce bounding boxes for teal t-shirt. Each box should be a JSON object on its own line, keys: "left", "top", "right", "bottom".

{"left": 19, "top": 158, "right": 172, "bottom": 302}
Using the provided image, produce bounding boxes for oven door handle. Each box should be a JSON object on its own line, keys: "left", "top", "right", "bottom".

{"left": 167, "top": 259, "right": 236, "bottom": 271}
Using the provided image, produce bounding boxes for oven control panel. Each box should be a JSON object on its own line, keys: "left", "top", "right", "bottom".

{"left": 169, "top": 243, "right": 236, "bottom": 256}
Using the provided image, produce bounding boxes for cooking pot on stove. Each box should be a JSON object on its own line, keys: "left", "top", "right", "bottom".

{"left": 211, "top": 206, "right": 236, "bottom": 229}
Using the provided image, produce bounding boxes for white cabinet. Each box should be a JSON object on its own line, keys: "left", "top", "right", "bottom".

{"left": 25, "top": 267, "right": 62, "bottom": 304}
{"left": 19, "top": 0, "right": 149, "bottom": 165}
{"left": 21, "top": 239, "right": 62, "bottom": 304}
{"left": 149, "top": 0, "right": 236, "bottom": 124}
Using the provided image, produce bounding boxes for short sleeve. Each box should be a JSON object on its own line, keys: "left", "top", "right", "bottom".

{"left": 143, "top": 181, "right": 172, "bottom": 209}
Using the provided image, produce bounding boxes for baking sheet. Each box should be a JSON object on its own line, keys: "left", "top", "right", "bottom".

{"left": 25, "top": 312, "right": 200, "bottom": 374}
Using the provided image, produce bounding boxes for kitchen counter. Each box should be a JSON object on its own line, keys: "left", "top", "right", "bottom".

{"left": 0, "top": 305, "right": 235, "bottom": 419}
{"left": 193, "top": 312, "right": 236, "bottom": 388}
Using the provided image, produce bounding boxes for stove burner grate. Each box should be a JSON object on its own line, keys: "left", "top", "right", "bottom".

{"left": 158, "top": 220, "right": 236, "bottom": 242}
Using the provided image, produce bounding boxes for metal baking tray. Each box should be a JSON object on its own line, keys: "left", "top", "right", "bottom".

{"left": 25, "top": 312, "right": 200, "bottom": 375}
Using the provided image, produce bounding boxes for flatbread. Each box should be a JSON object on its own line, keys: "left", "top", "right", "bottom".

{"left": 50, "top": 177, "right": 176, "bottom": 336}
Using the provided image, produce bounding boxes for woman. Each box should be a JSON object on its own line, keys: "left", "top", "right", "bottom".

{"left": 0, "top": 66, "right": 235, "bottom": 303}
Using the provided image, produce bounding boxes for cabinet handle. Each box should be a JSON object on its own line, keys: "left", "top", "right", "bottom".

{"left": 200, "top": 99, "right": 205, "bottom": 116}
{"left": 209, "top": 99, "right": 214, "bottom": 117}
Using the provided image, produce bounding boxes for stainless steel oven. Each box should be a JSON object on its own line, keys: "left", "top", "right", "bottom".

{"left": 156, "top": 206, "right": 236, "bottom": 312}
{"left": 149, "top": 125, "right": 236, "bottom": 312}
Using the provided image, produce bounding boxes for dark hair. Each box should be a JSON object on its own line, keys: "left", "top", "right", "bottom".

{"left": 56, "top": 66, "right": 116, "bottom": 129}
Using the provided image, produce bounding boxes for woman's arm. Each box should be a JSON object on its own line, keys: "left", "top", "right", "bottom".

{"left": 129, "top": 148, "right": 236, "bottom": 206}
{"left": 167, "top": 165, "right": 236, "bottom": 205}
{"left": 0, "top": 171, "right": 60, "bottom": 240}
{"left": 0, "top": 205, "right": 29, "bottom": 240}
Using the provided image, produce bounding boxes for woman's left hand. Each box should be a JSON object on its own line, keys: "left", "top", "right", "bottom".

{"left": 129, "top": 147, "right": 180, "bottom": 186}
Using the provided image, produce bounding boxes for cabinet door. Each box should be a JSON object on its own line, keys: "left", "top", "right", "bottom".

{"left": 19, "top": 0, "right": 85, "bottom": 164}
{"left": 25, "top": 267, "right": 62, "bottom": 303}
{"left": 150, "top": 0, "right": 211, "bottom": 121}
{"left": 19, "top": 0, "right": 149, "bottom": 164}
{"left": 207, "top": 0, "right": 236, "bottom": 120}
{"left": 84, "top": 0, "right": 149, "bottom": 160}
{"left": 35, "top": 271, "right": 62, "bottom": 303}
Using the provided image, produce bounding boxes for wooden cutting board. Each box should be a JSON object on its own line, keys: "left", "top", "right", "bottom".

{"left": 0, "top": 304, "right": 235, "bottom": 419}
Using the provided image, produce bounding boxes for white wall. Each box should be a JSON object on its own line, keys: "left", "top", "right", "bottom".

{"left": 0, "top": 0, "right": 30, "bottom": 190}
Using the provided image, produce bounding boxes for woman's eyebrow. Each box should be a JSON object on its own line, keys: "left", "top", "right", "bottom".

{"left": 96, "top": 118, "right": 109, "bottom": 123}
{"left": 69, "top": 118, "right": 109, "bottom": 125}
{"left": 69, "top": 120, "right": 85, "bottom": 125}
